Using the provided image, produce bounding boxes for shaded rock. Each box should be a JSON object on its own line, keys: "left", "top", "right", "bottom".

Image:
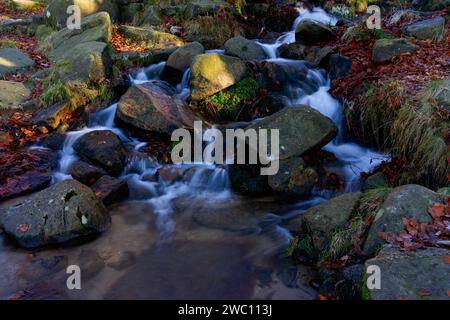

{"left": 90, "top": 175, "right": 129, "bottom": 206}
{"left": 295, "top": 19, "right": 335, "bottom": 45}
{"left": 246, "top": 3, "right": 270, "bottom": 16}
{"left": 190, "top": 53, "right": 247, "bottom": 101}
{"left": 117, "top": 82, "right": 180, "bottom": 135}
{"left": 278, "top": 42, "right": 307, "bottom": 60}
{"left": 436, "top": 79, "right": 450, "bottom": 111}
{"left": 46, "top": 0, "right": 119, "bottom": 27}
{"left": 229, "top": 164, "right": 271, "bottom": 196}
{"left": 31, "top": 101, "right": 73, "bottom": 129}
{"left": 328, "top": 54, "right": 352, "bottom": 80}
{"left": 73, "top": 130, "right": 127, "bottom": 176}
{"left": 263, "top": 62, "right": 319, "bottom": 94}
{"left": 156, "top": 166, "right": 183, "bottom": 184}
{"left": 0, "top": 48, "right": 35, "bottom": 76}
{"left": 134, "top": 5, "right": 161, "bottom": 26}
{"left": 38, "top": 132, "right": 66, "bottom": 150}
{"left": 362, "top": 172, "right": 388, "bottom": 191}
{"left": 0, "top": 179, "right": 110, "bottom": 249}
{"left": 246, "top": 106, "right": 338, "bottom": 160}
{"left": 69, "top": 160, "right": 106, "bottom": 186}
{"left": 268, "top": 157, "right": 318, "bottom": 199}
{"left": 164, "top": 42, "right": 204, "bottom": 83}
{"left": 336, "top": 264, "right": 364, "bottom": 299}
{"left": 363, "top": 185, "right": 441, "bottom": 256}
{"left": 0, "top": 80, "right": 30, "bottom": 119}
{"left": 187, "top": 0, "right": 229, "bottom": 19}
{"left": 287, "top": 192, "right": 362, "bottom": 252}
{"left": 224, "top": 36, "right": 267, "bottom": 61}
{"left": 364, "top": 246, "right": 450, "bottom": 300}
{"left": 372, "top": 38, "right": 418, "bottom": 64}
{"left": 0, "top": 171, "right": 52, "bottom": 201}
{"left": 404, "top": 17, "right": 445, "bottom": 42}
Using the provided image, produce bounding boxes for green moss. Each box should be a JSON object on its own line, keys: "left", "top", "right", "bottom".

{"left": 361, "top": 271, "right": 371, "bottom": 300}
{"left": 0, "top": 39, "right": 17, "bottom": 48}
{"left": 203, "top": 76, "right": 259, "bottom": 118}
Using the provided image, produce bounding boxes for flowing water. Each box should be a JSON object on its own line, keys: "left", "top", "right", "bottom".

{"left": 0, "top": 7, "right": 388, "bottom": 300}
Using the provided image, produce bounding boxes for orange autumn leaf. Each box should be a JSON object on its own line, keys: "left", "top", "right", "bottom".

{"left": 442, "top": 256, "right": 450, "bottom": 264}
{"left": 18, "top": 224, "right": 29, "bottom": 233}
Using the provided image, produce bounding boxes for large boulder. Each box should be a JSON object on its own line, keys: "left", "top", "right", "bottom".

{"left": 224, "top": 36, "right": 267, "bottom": 61}
{"left": 372, "top": 38, "right": 418, "bottom": 65}
{"left": 0, "top": 80, "right": 30, "bottom": 119}
{"left": 164, "top": 42, "right": 204, "bottom": 83}
{"left": 117, "top": 82, "right": 180, "bottom": 135}
{"left": 0, "top": 48, "right": 35, "bottom": 76}
{"left": 364, "top": 246, "right": 450, "bottom": 300}
{"left": 246, "top": 105, "right": 338, "bottom": 160}
{"left": 295, "top": 19, "right": 335, "bottom": 45}
{"left": 363, "top": 185, "right": 441, "bottom": 256}
{"left": 268, "top": 157, "right": 318, "bottom": 199}
{"left": 404, "top": 17, "right": 446, "bottom": 42}
{"left": 46, "top": 0, "right": 119, "bottom": 28}
{"left": 190, "top": 53, "right": 247, "bottom": 101}
{"left": 117, "top": 25, "right": 183, "bottom": 50}
{"left": 73, "top": 130, "right": 127, "bottom": 176}
{"left": 48, "top": 12, "right": 112, "bottom": 84}
{"left": 287, "top": 192, "right": 361, "bottom": 252}
{"left": 0, "top": 180, "right": 110, "bottom": 249}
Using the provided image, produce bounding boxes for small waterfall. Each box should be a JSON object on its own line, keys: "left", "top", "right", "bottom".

{"left": 131, "top": 61, "right": 166, "bottom": 84}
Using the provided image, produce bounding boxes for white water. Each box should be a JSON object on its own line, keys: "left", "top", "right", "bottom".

{"left": 44, "top": 7, "right": 387, "bottom": 235}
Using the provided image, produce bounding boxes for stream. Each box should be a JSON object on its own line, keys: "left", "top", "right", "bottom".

{"left": 0, "top": 7, "right": 387, "bottom": 300}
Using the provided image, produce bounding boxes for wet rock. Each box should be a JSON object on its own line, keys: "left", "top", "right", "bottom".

{"left": 69, "top": 160, "right": 106, "bottom": 186}
{"left": 156, "top": 166, "right": 183, "bottom": 184}
{"left": 224, "top": 36, "right": 267, "bottom": 61}
{"left": 0, "top": 48, "right": 35, "bottom": 76}
{"left": 46, "top": 0, "right": 119, "bottom": 27}
{"left": 364, "top": 246, "right": 450, "bottom": 300}
{"left": 39, "top": 132, "right": 66, "bottom": 151}
{"left": 404, "top": 17, "right": 445, "bottom": 42}
{"left": 0, "top": 171, "right": 52, "bottom": 201}
{"left": 73, "top": 130, "right": 127, "bottom": 176}
{"left": 363, "top": 185, "right": 440, "bottom": 256}
{"left": 295, "top": 19, "right": 335, "bottom": 45}
{"left": 164, "top": 42, "right": 204, "bottom": 84}
{"left": 263, "top": 62, "right": 319, "bottom": 94}
{"left": 229, "top": 164, "right": 271, "bottom": 196}
{"left": 117, "top": 82, "right": 180, "bottom": 135}
{"left": 278, "top": 43, "right": 307, "bottom": 60}
{"left": 268, "top": 157, "right": 318, "bottom": 199}
{"left": 90, "top": 175, "right": 129, "bottom": 206}
{"left": 372, "top": 38, "right": 418, "bottom": 65}
{"left": 0, "top": 180, "right": 110, "bottom": 249}
{"left": 328, "top": 54, "right": 352, "bottom": 80}
{"left": 246, "top": 105, "right": 338, "bottom": 160}
{"left": 0, "top": 81, "right": 31, "bottom": 119}
{"left": 336, "top": 264, "right": 364, "bottom": 299}
{"left": 287, "top": 192, "right": 362, "bottom": 252}
{"left": 190, "top": 53, "right": 247, "bottom": 101}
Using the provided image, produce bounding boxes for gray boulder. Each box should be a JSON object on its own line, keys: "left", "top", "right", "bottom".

{"left": 363, "top": 184, "right": 441, "bottom": 256}
{"left": 190, "top": 53, "right": 247, "bottom": 101}
{"left": 0, "top": 180, "right": 110, "bottom": 249}
{"left": 372, "top": 38, "right": 418, "bottom": 64}
{"left": 295, "top": 19, "right": 335, "bottom": 45}
{"left": 404, "top": 17, "right": 445, "bottom": 42}
{"left": 0, "top": 80, "right": 30, "bottom": 119}
{"left": 287, "top": 192, "right": 361, "bottom": 252}
{"left": 224, "top": 36, "right": 267, "bottom": 61}
{"left": 164, "top": 42, "right": 204, "bottom": 82}
{"left": 0, "top": 48, "right": 35, "bottom": 76}
{"left": 365, "top": 246, "right": 450, "bottom": 300}
{"left": 246, "top": 105, "right": 338, "bottom": 160}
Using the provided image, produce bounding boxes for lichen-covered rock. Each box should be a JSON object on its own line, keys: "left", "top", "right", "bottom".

{"left": 0, "top": 48, "right": 35, "bottom": 76}
{"left": 295, "top": 19, "right": 335, "bottom": 45}
{"left": 164, "top": 42, "right": 204, "bottom": 83}
{"left": 363, "top": 184, "right": 441, "bottom": 256}
{"left": 404, "top": 17, "right": 445, "bottom": 42}
{"left": 268, "top": 157, "right": 318, "bottom": 198}
{"left": 287, "top": 192, "right": 361, "bottom": 252}
{"left": 190, "top": 53, "right": 247, "bottom": 101}
{"left": 246, "top": 105, "right": 338, "bottom": 160}
{"left": 372, "top": 38, "right": 418, "bottom": 64}
{"left": 117, "top": 25, "right": 183, "bottom": 50}
{"left": 0, "top": 80, "right": 30, "bottom": 119}
{"left": 364, "top": 246, "right": 450, "bottom": 300}
{"left": 46, "top": 0, "right": 119, "bottom": 28}
{"left": 224, "top": 36, "right": 267, "bottom": 61}
{"left": 73, "top": 130, "right": 127, "bottom": 176}
{"left": 0, "top": 180, "right": 110, "bottom": 249}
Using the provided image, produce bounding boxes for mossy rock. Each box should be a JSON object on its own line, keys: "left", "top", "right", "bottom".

{"left": 189, "top": 53, "right": 247, "bottom": 101}
{"left": 0, "top": 47, "right": 35, "bottom": 76}
{"left": 372, "top": 38, "right": 418, "bottom": 64}
{"left": 224, "top": 36, "right": 267, "bottom": 61}
{"left": 0, "top": 80, "right": 31, "bottom": 119}
{"left": 117, "top": 25, "right": 183, "bottom": 50}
